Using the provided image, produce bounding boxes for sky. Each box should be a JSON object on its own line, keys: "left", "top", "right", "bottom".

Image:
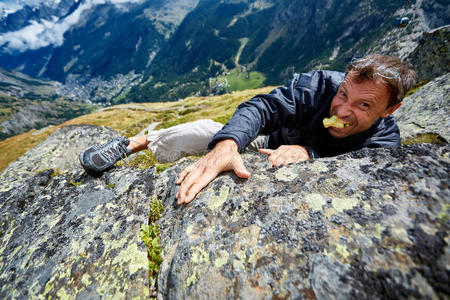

{"left": 0, "top": 0, "right": 143, "bottom": 53}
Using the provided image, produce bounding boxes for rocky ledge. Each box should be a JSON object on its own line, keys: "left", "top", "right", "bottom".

{"left": 0, "top": 125, "right": 152, "bottom": 298}
{"left": 155, "top": 145, "right": 449, "bottom": 299}
{"left": 0, "top": 72, "right": 449, "bottom": 298}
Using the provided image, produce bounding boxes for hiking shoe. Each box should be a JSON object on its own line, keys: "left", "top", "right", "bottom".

{"left": 79, "top": 136, "right": 131, "bottom": 176}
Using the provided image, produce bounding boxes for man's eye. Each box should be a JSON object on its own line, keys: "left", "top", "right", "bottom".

{"left": 360, "top": 102, "right": 370, "bottom": 108}
{"left": 339, "top": 91, "right": 346, "bottom": 96}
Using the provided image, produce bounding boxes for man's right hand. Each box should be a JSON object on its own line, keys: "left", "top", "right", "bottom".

{"left": 176, "top": 139, "right": 250, "bottom": 205}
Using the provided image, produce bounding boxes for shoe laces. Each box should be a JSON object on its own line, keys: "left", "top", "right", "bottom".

{"left": 97, "top": 137, "right": 130, "bottom": 164}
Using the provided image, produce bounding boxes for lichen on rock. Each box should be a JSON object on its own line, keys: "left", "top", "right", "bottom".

{"left": 0, "top": 126, "right": 152, "bottom": 299}
{"left": 395, "top": 73, "right": 449, "bottom": 144}
{"left": 155, "top": 145, "right": 449, "bottom": 299}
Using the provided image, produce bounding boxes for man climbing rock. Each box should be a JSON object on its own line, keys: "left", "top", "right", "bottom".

{"left": 79, "top": 54, "right": 415, "bottom": 205}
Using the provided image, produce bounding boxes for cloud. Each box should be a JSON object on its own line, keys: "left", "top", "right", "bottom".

{"left": 0, "top": 0, "right": 144, "bottom": 53}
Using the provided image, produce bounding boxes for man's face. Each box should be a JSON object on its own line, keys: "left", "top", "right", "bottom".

{"left": 328, "top": 75, "right": 400, "bottom": 138}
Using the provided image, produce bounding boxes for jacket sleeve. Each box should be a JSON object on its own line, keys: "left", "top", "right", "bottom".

{"left": 208, "top": 70, "right": 339, "bottom": 152}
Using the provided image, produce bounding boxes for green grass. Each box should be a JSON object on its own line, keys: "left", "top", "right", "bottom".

{"left": 404, "top": 81, "right": 428, "bottom": 98}
{"left": 0, "top": 86, "right": 275, "bottom": 172}
{"left": 211, "top": 68, "right": 266, "bottom": 91}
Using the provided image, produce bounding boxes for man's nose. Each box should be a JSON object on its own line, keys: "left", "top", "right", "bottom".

{"left": 335, "top": 103, "right": 352, "bottom": 118}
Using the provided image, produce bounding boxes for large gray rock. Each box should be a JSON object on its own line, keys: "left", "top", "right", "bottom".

{"left": 155, "top": 146, "right": 449, "bottom": 299}
{"left": 0, "top": 125, "right": 152, "bottom": 298}
{"left": 408, "top": 25, "right": 450, "bottom": 82}
{"left": 395, "top": 73, "right": 450, "bottom": 144}
{"left": 0, "top": 124, "right": 119, "bottom": 192}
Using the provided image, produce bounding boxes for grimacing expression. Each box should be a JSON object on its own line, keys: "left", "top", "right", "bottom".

{"left": 328, "top": 75, "right": 401, "bottom": 138}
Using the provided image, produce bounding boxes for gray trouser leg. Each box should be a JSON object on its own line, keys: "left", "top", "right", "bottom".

{"left": 246, "top": 135, "right": 268, "bottom": 151}
{"left": 146, "top": 119, "right": 267, "bottom": 163}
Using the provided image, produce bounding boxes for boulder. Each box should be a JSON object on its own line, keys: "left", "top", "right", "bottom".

{"left": 395, "top": 73, "right": 450, "bottom": 144}
{"left": 0, "top": 126, "right": 152, "bottom": 298}
{"left": 0, "top": 124, "right": 119, "bottom": 192}
{"left": 1, "top": 71, "right": 449, "bottom": 298}
{"left": 155, "top": 145, "right": 449, "bottom": 299}
{"left": 408, "top": 25, "right": 450, "bottom": 82}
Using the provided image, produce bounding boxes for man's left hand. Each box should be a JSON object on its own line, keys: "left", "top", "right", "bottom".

{"left": 259, "top": 145, "right": 310, "bottom": 167}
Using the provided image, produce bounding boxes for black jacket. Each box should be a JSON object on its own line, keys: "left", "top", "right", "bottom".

{"left": 208, "top": 70, "right": 401, "bottom": 158}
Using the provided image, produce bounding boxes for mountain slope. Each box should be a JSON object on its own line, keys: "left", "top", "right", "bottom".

{"left": 130, "top": 0, "right": 448, "bottom": 101}
{"left": 0, "top": 0, "right": 199, "bottom": 102}
{"left": 0, "top": 0, "right": 448, "bottom": 103}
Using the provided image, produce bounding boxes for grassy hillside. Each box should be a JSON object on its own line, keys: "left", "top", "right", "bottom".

{"left": 0, "top": 86, "right": 275, "bottom": 172}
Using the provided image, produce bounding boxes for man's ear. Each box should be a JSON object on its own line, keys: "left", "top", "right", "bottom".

{"left": 381, "top": 102, "right": 402, "bottom": 118}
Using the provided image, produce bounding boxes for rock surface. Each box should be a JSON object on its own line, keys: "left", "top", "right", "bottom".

{"left": 155, "top": 145, "right": 449, "bottom": 299}
{"left": 0, "top": 125, "right": 152, "bottom": 298}
{"left": 0, "top": 124, "right": 119, "bottom": 192}
{"left": 1, "top": 71, "right": 449, "bottom": 298}
{"left": 395, "top": 72, "right": 450, "bottom": 144}
{"left": 408, "top": 25, "right": 450, "bottom": 82}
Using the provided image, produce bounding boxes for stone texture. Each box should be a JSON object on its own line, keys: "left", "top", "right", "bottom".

{"left": 395, "top": 73, "right": 450, "bottom": 143}
{"left": 0, "top": 124, "right": 121, "bottom": 192}
{"left": 408, "top": 25, "right": 450, "bottom": 82}
{"left": 0, "top": 125, "right": 152, "bottom": 298}
{"left": 155, "top": 145, "right": 449, "bottom": 299}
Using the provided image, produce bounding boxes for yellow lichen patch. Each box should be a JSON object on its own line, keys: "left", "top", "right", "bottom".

{"left": 331, "top": 196, "right": 359, "bottom": 213}
{"left": 214, "top": 250, "right": 230, "bottom": 268}
{"left": 230, "top": 199, "right": 249, "bottom": 222}
{"left": 335, "top": 244, "right": 350, "bottom": 260}
{"left": 185, "top": 273, "right": 197, "bottom": 288}
{"left": 374, "top": 224, "right": 383, "bottom": 239}
{"left": 324, "top": 207, "right": 336, "bottom": 219}
{"left": 112, "top": 242, "right": 147, "bottom": 275}
{"left": 207, "top": 185, "right": 230, "bottom": 211}
{"left": 311, "top": 161, "right": 329, "bottom": 173}
{"left": 275, "top": 167, "right": 298, "bottom": 182}
{"left": 191, "top": 246, "right": 209, "bottom": 264}
{"left": 304, "top": 193, "right": 327, "bottom": 212}
{"left": 186, "top": 224, "right": 195, "bottom": 235}
{"left": 382, "top": 194, "right": 393, "bottom": 201}
{"left": 253, "top": 173, "right": 269, "bottom": 181}
{"left": 0, "top": 227, "right": 15, "bottom": 254}
{"left": 48, "top": 215, "right": 61, "bottom": 229}
{"left": 56, "top": 287, "right": 71, "bottom": 300}
{"left": 185, "top": 246, "right": 210, "bottom": 287}
{"left": 81, "top": 273, "right": 92, "bottom": 287}
{"left": 438, "top": 203, "right": 450, "bottom": 222}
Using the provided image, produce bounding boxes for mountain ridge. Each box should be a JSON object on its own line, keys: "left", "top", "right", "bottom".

{"left": 1, "top": 0, "right": 448, "bottom": 103}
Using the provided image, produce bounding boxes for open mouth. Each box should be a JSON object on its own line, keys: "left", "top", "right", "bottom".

{"left": 323, "top": 115, "right": 351, "bottom": 128}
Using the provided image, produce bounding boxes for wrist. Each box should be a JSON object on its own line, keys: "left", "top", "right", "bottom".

{"left": 215, "top": 138, "right": 238, "bottom": 152}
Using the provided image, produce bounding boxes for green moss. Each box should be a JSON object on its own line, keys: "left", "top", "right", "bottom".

{"left": 437, "top": 204, "right": 450, "bottom": 223}
{"left": 106, "top": 183, "right": 116, "bottom": 189}
{"left": 50, "top": 169, "right": 63, "bottom": 178}
{"left": 403, "top": 133, "right": 446, "bottom": 145}
{"left": 69, "top": 180, "right": 82, "bottom": 187}
{"left": 116, "top": 149, "right": 175, "bottom": 174}
{"left": 118, "top": 149, "right": 157, "bottom": 170}
{"left": 140, "top": 198, "right": 164, "bottom": 282}
{"left": 405, "top": 81, "right": 429, "bottom": 98}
